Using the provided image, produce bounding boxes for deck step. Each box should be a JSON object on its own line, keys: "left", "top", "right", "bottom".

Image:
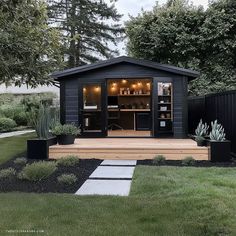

{"left": 49, "top": 146, "right": 209, "bottom": 160}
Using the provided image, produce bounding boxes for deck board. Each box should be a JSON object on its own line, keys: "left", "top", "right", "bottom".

{"left": 49, "top": 138, "right": 210, "bottom": 160}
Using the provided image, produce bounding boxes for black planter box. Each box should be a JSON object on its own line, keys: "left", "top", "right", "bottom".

{"left": 27, "top": 137, "right": 57, "bottom": 160}
{"left": 208, "top": 140, "right": 231, "bottom": 162}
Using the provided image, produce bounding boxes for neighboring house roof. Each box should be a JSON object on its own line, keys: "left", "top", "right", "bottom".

{"left": 52, "top": 56, "right": 200, "bottom": 79}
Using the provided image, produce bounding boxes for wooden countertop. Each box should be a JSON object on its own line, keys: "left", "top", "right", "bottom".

{"left": 108, "top": 109, "right": 150, "bottom": 112}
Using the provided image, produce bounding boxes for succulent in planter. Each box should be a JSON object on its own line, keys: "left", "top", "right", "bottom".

{"left": 52, "top": 123, "right": 80, "bottom": 145}
{"left": 209, "top": 120, "right": 226, "bottom": 141}
{"left": 209, "top": 120, "right": 231, "bottom": 162}
{"left": 194, "top": 119, "right": 209, "bottom": 146}
{"left": 27, "top": 105, "right": 58, "bottom": 160}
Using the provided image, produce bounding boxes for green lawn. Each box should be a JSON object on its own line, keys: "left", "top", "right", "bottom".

{"left": 0, "top": 166, "right": 236, "bottom": 235}
{"left": 0, "top": 132, "right": 36, "bottom": 164}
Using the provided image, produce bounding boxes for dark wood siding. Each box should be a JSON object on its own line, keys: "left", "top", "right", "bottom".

{"left": 173, "top": 76, "right": 188, "bottom": 138}
{"left": 60, "top": 80, "right": 65, "bottom": 124}
{"left": 64, "top": 79, "right": 78, "bottom": 125}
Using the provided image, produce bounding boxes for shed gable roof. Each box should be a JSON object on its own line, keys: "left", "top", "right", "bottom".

{"left": 52, "top": 56, "right": 200, "bottom": 79}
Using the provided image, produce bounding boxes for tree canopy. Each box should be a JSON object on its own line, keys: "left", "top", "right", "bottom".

{"left": 0, "top": 0, "right": 63, "bottom": 87}
{"left": 125, "top": 0, "right": 236, "bottom": 95}
{"left": 48, "top": 0, "right": 124, "bottom": 67}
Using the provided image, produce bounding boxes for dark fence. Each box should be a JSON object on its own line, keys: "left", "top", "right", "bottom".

{"left": 188, "top": 90, "right": 236, "bottom": 155}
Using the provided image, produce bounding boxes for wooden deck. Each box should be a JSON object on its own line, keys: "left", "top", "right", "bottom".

{"left": 49, "top": 138, "right": 210, "bottom": 160}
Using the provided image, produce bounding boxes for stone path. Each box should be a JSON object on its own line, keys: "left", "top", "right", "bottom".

{"left": 0, "top": 130, "right": 34, "bottom": 139}
{"left": 75, "top": 160, "right": 137, "bottom": 196}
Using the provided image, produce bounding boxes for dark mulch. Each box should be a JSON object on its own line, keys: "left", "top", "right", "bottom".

{"left": 0, "top": 156, "right": 102, "bottom": 193}
{"left": 138, "top": 159, "right": 236, "bottom": 167}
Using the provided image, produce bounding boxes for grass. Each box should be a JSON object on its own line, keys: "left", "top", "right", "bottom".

{"left": 0, "top": 166, "right": 236, "bottom": 235}
{"left": 0, "top": 132, "right": 35, "bottom": 164}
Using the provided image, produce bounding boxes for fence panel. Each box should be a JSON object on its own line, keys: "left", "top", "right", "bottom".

{"left": 188, "top": 90, "right": 236, "bottom": 155}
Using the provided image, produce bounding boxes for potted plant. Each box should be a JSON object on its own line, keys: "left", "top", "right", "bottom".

{"left": 208, "top": 120, "right": 231, "bottom": 162}
{"left": 27, "top": 105, "right": 58, "bottom": 160}
{"left": 52, "top": 123, "right": 80, "bottom": 145}
{"left": 194, "top": 119, "right": 209, "bottom": 146}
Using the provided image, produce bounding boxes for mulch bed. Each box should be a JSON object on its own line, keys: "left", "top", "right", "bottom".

{"left": 0, "top": 155, "right": 102, "bottom": 193}
{"left": 137, "top": 159, "right": 236, "bottom": 167}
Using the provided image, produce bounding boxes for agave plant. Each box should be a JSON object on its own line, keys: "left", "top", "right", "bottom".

{"left": 30, "top": 104, "right": 52, "bottom": 139}
{"left": 195, "top": 119, "right": 209, "bottom": 137}
{"left": 209, "top": 120, "right": 226, "bottom": 141}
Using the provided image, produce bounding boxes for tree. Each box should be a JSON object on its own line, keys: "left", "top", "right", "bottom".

{"left": 48, "top": 0, "right": 124, "bottom": 67}
{"left": 0, "top": 0, "right": 63, "bottom": 87}
{"left": 125, "top": 0, "right": 236, "bottom": 95}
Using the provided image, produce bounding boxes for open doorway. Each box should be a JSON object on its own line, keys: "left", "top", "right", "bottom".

{"left": 107, "top": 78, "right": 152, "bottom": 137}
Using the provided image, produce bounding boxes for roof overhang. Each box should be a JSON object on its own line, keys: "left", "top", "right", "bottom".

{"left": 52, "top": 56, "right": 200, "bottom": 80}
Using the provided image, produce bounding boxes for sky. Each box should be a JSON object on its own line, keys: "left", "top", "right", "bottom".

{"left": 0, "top": 0, "right": 209, "bottom": 94}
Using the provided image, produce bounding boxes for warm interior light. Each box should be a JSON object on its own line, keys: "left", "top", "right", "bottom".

{"left": 83, "top": 87, "right": 87, "bottom": 92}
{"left": 137, "top": 82, "right": 142, "bottom": 86}
{"left": 112, "top": 82, "right": 117, "bottom": 87}
{"left": 132, "top": 84, "right": 137, "bottom": 88}
{"left": 146, "top": 82, "right": 150, "bottom": 87}
{"left": 122, "top": 79, "right": 127, "bottom": 84}
{"left": 94, "top": 86, "right": 100, "bottom": 92}
{"left": 111, "top": 86, "right": 116, "bottom": 91}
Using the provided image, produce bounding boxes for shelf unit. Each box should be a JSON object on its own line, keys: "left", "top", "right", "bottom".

{"left": 157, "top": 83, "right": 173, "bottom": 133}
{"left": 118, "top": 94, "right": 150, "bottom": 97}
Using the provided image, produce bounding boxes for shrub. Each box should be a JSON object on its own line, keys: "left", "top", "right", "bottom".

{"left": 57, "top": 156, "right": 80, "bottom": 167}
{"left": 52, "top": 123, "right": 80, "bottom": 136}
{"left": 0, "top": 93, "right": 15, "bottom": 105}
{"left": 21, "top": 92, "right": 57, "bottom": 112}
{"left": 13, "top": 112, "right": 28, "bottom": 126}
{"left": 57, "top": 174, "right": 77, "bottom": 185}
{"left": 0, "top": 105, "right": 24, "bottom": 119}
{"left": 18, "top": 161, "right": 57, "bottom": 182}
{"left": 182, "top": 157, "right": 195, "bottom": 166}
{"left": 0, "top": 117, "right": 17, "bottom": 132}
{"left": 14, "top": 157, "right": 27, "bottom": 165}
{"left": 153, "top": 155, "right": 166, "bottom": 165}
{"left": 0, "top": 168, "right": 16, "bottom": 179}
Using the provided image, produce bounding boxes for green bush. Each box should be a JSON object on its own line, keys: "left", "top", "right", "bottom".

{"left": 13, "top": 112, "right": 28, "bottom": 126}
{"left": 0, "top": 117, "right": 17, "bottom": 132}
{"left": 182, "top": 157, "right": 195, "bottom": 166}
{"left": 21, "top": 92, "right": 57, "bottom": 112}
{"left": 14, "top": 157, "right": 27, "bottom": 165}
{"left": 57, "top": 156, "right": 80, "bottom": 167}
{"left": 52, "top": 123, "right": 80, "bottom": 136}
{"left": 0, "top": 168, "right": 16, "bottom": 179}
{"left": 153, "top": 155, "right": 166, "bottom": 165}
{"left": 0, "top": 105, "right": 24, "bottom": 119}
{"left": 57, "top": 174, "right": 77, "bottom": 185}
{"left": 18, "top": 161, "right": 57, "bottom": 182}
{"left": 0, "top": 93, "right": 15, "bottom": 105}
{"left": 0, "top": 105, "right": 15, "bottom": 119}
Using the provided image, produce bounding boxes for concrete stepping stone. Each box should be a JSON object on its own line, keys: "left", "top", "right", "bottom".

{"left": 75, "top": 179, "right": 132, "bottom": 196}
{"left": 101, "top": 160, "right": 137, "bottom": 166}
{"left": 89, "top": 166, "right": 135, "bottom": 179}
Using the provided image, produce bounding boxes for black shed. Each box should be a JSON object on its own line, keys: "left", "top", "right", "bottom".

{"left": 52, "top": 56, "right": 199, "bottom": 138}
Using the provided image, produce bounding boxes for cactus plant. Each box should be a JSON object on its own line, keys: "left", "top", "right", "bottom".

{"left": 209, "top": 120, "right": 226, "bottom": 141}
{"left": 195, "top": 119, "right": 209, "bottom": 137}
